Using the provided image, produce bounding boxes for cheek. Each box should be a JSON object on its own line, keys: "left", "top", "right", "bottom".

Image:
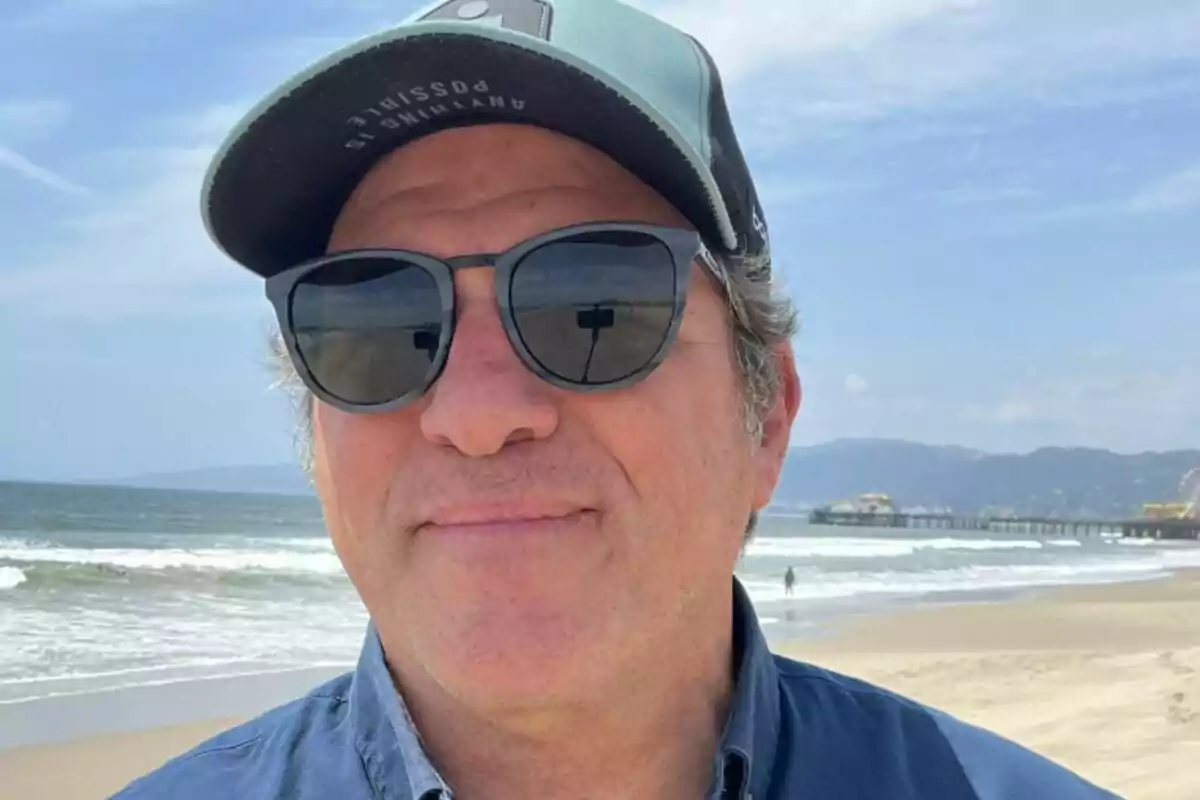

{"left": 313, "top": 404, "right": 412, "bottom": 540}
{"left": 581, "top": 343, "right": 753, "bottom": 549}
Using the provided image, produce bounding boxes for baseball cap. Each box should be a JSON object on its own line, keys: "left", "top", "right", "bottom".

{"left": 201, "top": 0, "right": 770, "bottom": 279}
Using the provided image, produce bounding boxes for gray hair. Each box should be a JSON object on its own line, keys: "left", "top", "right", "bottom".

{"left": 268, "top": 248, "right": 798, "bottom": 543}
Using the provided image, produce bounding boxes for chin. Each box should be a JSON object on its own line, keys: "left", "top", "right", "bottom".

{"left": 423, "top": 599, "right": 610, "bottom": 703}
{"left": 369, "top": 520, "right": 623, "bottom": 701}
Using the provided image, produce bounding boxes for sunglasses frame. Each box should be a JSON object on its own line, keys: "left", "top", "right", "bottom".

{"left": 265, "top": 221, "right": 710, "bottom": 414}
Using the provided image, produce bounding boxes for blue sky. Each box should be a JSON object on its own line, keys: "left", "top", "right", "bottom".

{"left": 1, "top": 0, "right": 1198, "bottom": 481}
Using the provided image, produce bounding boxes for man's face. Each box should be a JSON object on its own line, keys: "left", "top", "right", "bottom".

{"left": 312, "top": 123, "right": 798, "bottom": 711}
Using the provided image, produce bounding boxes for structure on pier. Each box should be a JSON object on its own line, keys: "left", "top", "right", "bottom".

{"left": 1142, "top": 503, "right": 1195, "bottom": 521}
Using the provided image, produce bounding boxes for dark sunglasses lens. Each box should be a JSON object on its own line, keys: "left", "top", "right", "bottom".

{"left": 289, "top": 257, "right": 444, "bottom": 405}
{"left": 510, "top": 231, "right": 678, "bottom": 385}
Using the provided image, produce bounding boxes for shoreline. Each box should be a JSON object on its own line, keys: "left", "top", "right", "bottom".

{"left": 4, "top": 564, "right": 1179, "bottom": 709}
{"left": 2, "top": 570, "right": 1198, "bottom": 799}
{"left": 756, "top": 565, "right": 1179, "bottom": 649}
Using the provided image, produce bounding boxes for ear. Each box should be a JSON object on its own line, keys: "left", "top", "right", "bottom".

{"left": 750, "top": 342, "right": 801, "bottom": 511}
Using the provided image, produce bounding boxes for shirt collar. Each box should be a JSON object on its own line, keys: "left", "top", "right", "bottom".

{"left": 709, "top": 576, "right": 782, "bottom": 800}
{"left": 350, "top": 624, "right": 450, "bottom": 800}
{"left": 350, "top": 576, "right": 781, "bottom": 800}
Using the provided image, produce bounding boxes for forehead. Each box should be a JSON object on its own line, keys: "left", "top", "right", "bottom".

{"left": 327, "top": 123, "right": 692, "bottom": 255}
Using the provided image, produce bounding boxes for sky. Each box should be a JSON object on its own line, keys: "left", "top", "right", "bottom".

{"left": 1, "top": 0, "right": 1198, "bottom": 482}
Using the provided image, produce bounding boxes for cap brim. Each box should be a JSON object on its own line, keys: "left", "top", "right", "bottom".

{"left": 202, "top": 23, "right": 737, "bottom": 278}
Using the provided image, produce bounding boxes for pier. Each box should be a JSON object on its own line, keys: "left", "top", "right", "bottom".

{"left": 807, "top": 509, "right": 1200, "bottom": 541}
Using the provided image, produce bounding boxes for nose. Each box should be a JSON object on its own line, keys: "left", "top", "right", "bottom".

{"left": 419, "top": 271, "right": 560, "bottom": 456}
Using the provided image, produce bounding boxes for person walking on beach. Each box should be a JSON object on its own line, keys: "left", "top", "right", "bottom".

{"left": 784, "top": 565, "right": 796, "bottom": 596}
{"left": 115, "top": 2, "right": 1120, "bottom": 798}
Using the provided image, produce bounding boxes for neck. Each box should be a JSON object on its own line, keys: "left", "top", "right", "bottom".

{"left": 385, "top": 596, "right": 737, "bottom": 800}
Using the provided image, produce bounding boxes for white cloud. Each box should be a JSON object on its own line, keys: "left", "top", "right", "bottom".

{"left": 0, "top": 146, "right": 90, "bottom": 196}
{"left": 757, "top": 178, "right": 871, "bottom": 210}
{"left": 1167, "top": 270, "right": 1200, "bottom": 287}
{"left": 647, "top": 0, "right": 984, "bottom": 83}
{"left": 959, "top": 367, "right": 1200, "bottom": 445}
{"left": 245, "top": 33, "right": 370, "bottom": 81}
{"left": 1125, "top": 164, "right": 1200, "bottom": 215}
{"left": 0, "top": 100, "right": 79, "bottom": 192}
{"left": 631, "top": 0, "right": 1200, "bottom": 153}
{"left": 302, "top": 0, "right": 401, "bottom": 10}
{"left": 56, "top": 0, "right": 182, "bottom": 7}
{"left": 962, "top": 397, "right": 1036, "bottom": 424}
{"left": 0, "top": 99, "right": 72, "bottom": 141}
{"left": 0, "top": 127, "right": 257, "bottom": 320}
{"left": 1029, "top": 71, "right": 1200, "bottom": 113}
{"left": 1020, "top": 162, "right": 1200, "bottom": 225}
{"left": 933, "top": 185, "right": 1038, "bottom": 206}
{"left": 7, "top": 0, "right": 190, "bottom": 30}
{"left": 844, "top": 373, "right": 870, "bottom": 395}
{"left": 153, "top": 103, "right": 252, "bottom": 145}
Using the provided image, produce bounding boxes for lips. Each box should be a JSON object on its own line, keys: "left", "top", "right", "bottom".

{"left": 412, "top": 501, "right": 600, "bottom": 544}
{"left": 412, "top": 496, "right": 603, "bottom": 574}
{"left": 431, "top": 512, "right": 590, "bottom": 530}
{"left": 430, "top": 511, "right": 595, "bottom": 536}
{"left": 424, "top": 496, "right": 592, "bottom": 527}
{"left": 416, "top": 511, "right": 600, "bottom": 566}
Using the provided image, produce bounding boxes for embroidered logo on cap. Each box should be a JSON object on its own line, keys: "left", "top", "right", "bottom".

{"left": 420, "top": 0, "right": 553, "bottom": 40}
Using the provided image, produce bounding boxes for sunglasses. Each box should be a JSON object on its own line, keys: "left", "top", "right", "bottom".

{"left": 266, "top": 222, "right": 712, "bottom": 413}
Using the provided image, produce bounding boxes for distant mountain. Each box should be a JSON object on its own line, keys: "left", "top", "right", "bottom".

{"left": 776, "top": 439, "right": 1200, "bottom": 518}
{"left": 106, "top": 438, "right": 1200, "bottom": 518}
{"left": 112, "top": 464, "right": 312, "bottom": 496}
{"left": 772, "top": 439, "right": 985, "bottom": 508}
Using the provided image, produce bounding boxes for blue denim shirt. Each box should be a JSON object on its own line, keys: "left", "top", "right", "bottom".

{"left": 113, "top": 579, "right": 1121, "bottom": 799}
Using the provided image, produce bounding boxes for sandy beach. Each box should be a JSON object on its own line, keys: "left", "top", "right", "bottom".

{"left": 3, "top": 572, "right": 1198, "bottom": 800}
{"left": 785, "top": 570, "right": 1200, "bottom": 799}
{"left": 0, "top": 720, "right": 240, "bottom": 800}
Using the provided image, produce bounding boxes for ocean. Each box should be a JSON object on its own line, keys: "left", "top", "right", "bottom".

{"left": 4, "top": 480, "right": 1200, "bottom": 707}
